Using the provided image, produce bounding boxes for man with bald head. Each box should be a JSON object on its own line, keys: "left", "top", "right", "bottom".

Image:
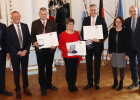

{"left": 125, "top": 6, "right": 140, "bottom": 90}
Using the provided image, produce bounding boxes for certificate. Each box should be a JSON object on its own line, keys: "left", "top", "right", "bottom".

{"left": 66, "top": 41, "right": 86, "bottom": 56}
{"left": 36, "top": 32, "right": 59, "bottom": 49}
{"left": 83, "top": 25, "right": 103, "bottom": 40}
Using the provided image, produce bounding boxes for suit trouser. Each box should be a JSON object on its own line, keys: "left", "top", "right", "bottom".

{"left": 64, "top": 58, "right": 78, "bottom": 88}
{"left": 0, "top": 51, "right": 6, "bottom": 92}
{"left": 86, "top": 46, "right": 102, "bottom": 85}
{"left": 10, "top": 54, "right": 29, "bottom": 91}
{"left": 129, "top": 48, "right": 140, "bottom": 84}
{"left": 35, "top": 48, "right": 55, "bottom": 91}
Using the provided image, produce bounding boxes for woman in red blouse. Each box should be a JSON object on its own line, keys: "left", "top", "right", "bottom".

{"left": 59, "top": 18, "right": 81, "bottom": 92}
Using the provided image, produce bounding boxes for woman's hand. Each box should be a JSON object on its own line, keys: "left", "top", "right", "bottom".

{"left": 67, "top": 49, "right": 71, "bottom": 53}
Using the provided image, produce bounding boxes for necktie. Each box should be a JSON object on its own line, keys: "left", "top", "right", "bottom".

{"left": 43, "top": 21, "right": 46, "bottom": 33}
{"left": 132, "top": 18, "right": 136, "bottom": 32}
{"left": 17, "top": 24, "right": 23, "bottom": 48}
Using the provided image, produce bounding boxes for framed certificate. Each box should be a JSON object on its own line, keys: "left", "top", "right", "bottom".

{"left": 66, "top": 41, "right": 86, "bottom": 56}
{"left": 83, "top": 25, "right": 103, "bottom": 40}
{"left": 36, "top": 32, "right": 59, "bottom": 49}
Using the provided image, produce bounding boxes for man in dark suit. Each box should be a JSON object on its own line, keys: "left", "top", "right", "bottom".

{"left": 125, "top": 6, "right": 140, "bottom": 90}
{"left": 81, "top": 4, "right": 108, "bottom": 90}
{"left": 31, "top": 7, "right": 58, "bottom": 96}
{"left": 56, "top": 1, "right": 67, "bottom": 35}
{"left": 6, "top": 11, "right": 32, "bottom": 99}
{"left": 0, "top": 23, "right": 13, "bottom": 96}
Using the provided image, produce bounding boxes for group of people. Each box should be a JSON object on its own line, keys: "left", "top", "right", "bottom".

{"left": 0, "top": 3, "right": 140, "bottom": 99}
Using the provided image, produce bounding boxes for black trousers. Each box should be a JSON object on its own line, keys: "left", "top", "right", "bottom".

{"left": 36, "top": 48, "right": 55, "bottom": 91}
{"left": 10, "top": 54, "right": 29, "bottom": 91}
{"left": 129, "top": 48, "right": 140, "bottom": 84}
{"left": 86, "top": 46, "right": 102, "bottom": 85}
{"left": 64, "top": 58, "right": 78, "bottom": 88}
{"left": 0, "top": 51, "right": 6, "bottom": 92}
{"left": 112, "top": 67, "right": 125, "bottom": 81}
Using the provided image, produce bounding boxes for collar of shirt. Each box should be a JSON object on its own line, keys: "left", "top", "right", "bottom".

{"left": 41, "top": 19, "right": 47, "bottom": 26}
{"left": 91, "top": 15, "right": 97, "bottom": 26}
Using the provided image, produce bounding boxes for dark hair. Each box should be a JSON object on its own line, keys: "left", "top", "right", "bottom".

{"left": 113, "top": 16, "right": 124, "bottom": 27}
{"left": 65, "top": 18, "right": 75, "bottom": 24}
{"left": 59, "top": 1, "right": 63, "bottom": 6}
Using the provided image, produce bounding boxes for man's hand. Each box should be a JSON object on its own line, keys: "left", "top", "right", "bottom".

{"left": 108, "top": 54, "right": 112, "bottom": 58}
{"left": 92, "top": 38, "right": 100, "bottom": 42}
{"left": 125, "top": 56, "right": 129, "bottom": 60}
{"left": 17, "top": 51, "right": 23, "bottom": 56}
{"left": 50, "top": 46, "right": 57, "bottom": 49}
{"left": 20, "top": 50, "right": 28, "bottom": 56}
{"left": 6, "top": 53, "right": 10, "bottom": 60}
{"left": 33, "top": 42, "right": 39, "bottom": 48}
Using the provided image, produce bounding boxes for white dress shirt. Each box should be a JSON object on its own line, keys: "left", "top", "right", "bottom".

{"left": 91, "top": 15, "right": 97, "bottom": 26}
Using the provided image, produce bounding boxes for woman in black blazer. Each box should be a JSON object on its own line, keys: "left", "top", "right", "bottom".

{"left": 108, "top": 17, "right": 129, "bottom": 91}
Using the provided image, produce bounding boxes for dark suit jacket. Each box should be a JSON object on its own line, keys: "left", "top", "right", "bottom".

{"left": 56, "top": 7, "right": 67, "bottom": 27}
{"left": 6, "top": 23, "right": 31, "bottom": 55}
{"left": 31, "top": 19, "right": 57, "bottom": 50}
{"left": 0, "top": 23, "right": 6, "bottom": 52}
{"left": 81, "top": 16, "right": 108, "bottom": 50}
{"left": 125, "top": 16, "right": 140, "bottom": 51}
{"left": 108, "top": 28, "right": 129, "bottom": 55}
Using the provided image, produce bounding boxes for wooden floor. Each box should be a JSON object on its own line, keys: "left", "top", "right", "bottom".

{"left": 1, "top": 62, "right": 140, "bottom": 100}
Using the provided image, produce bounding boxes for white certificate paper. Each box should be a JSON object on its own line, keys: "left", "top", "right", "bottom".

{"left": 36, "top": 32, "right": 59, "bottom": 49}
{"left": 83, "top": 25, "right": 103, "bottom": 40}
{"left": 66, "top": 41, "right": 86, "bottom": 56}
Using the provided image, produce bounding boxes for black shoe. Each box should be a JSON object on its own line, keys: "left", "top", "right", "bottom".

{"left": 23, "top": 88, "right": 32, "bottom": 96}
{"left": 41, "top": 90, "right": 46, "bottom": 96}
{"left": 16, "top": 91, "right": 22, "bottom": 99}
{"left": 68, "top": 86, "right": 78, "bottom": 92}
{"left": 1, "top": 89, "right": 13, "bottom": 96}
{"left": 116, "top": 81, "right": 123, "bottom": 91}
{"left": 83, "top": 84, "right": 93, "bottom": 90}
{"left": 128, "top": 83, "right": 138, "bottom": 89}
{"left": 47, "top": 84, "right": 58, "bottom": 90}
{"left": 73, "top": 86, "right": 78, "bottom": 92}
{"left": 112, "top": 79, "right": 118, "bottom": 89}
{"left": 95, "top": 84, "right": 100, "bottom": 90}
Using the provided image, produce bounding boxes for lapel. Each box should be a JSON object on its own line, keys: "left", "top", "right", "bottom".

{"left": 134, "top": 17, "right": 140, "bottom": 33}
{"left": 38, "top": 19, "right": 45, "bottom": 34}
{"left": 11, "top": 24, "right": 19, "bottom": 41}
{"left": 95, "top": 16, "right": 100, "bottom": 25}
{"left": 45, "top": 19, "right": 52, "bottom": 33}
{"left": 21, "top": 23, "right": 25, "bottom": 43}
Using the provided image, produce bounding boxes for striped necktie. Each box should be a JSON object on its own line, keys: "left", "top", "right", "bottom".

{"left": 132, "top": 18, "right": 136, "bottom": 32}
{"left": 17, "top": 24, "right": 23, "bottom": 48}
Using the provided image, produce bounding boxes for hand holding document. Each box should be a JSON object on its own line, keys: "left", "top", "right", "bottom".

{"left": 66, "top": 41, "right": 86, "bottom": 56}
{"left": 83, "top": 25, "right": 103, "bottom": 40}
{"left": 36, "top": 32, "right": 59, "bottom": 49}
